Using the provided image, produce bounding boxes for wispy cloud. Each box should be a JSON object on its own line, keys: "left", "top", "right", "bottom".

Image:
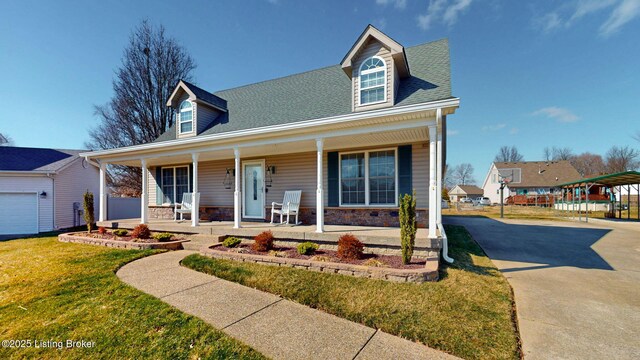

{"left": 447, "top": 129, "right": 460, "bottom": 136}
{"left": 376, "top": 0, "right": 407, "bottom": 10}
{"left": 532, "top": 107, "right": 579, "bottom": 123}
{"left": 509, "top": 128, "right": 519, "bottom": 135}
{"left": 418, "top": 0, "right": 473, "bottom": 30}
{"left": 481, "top": 123, "right": 507, "bottom": 132}
{"left": 600, "top": 0, "right": 640, "bottom": 36}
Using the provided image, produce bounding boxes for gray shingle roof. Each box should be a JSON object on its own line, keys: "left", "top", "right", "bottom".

{"left": 495, "top": 161, "right": 582, "bottom": 188}
{"left": 181, "top": 80, "right": 227, "bottom": 110}
{"left": 0, "top": 147, "right": 84, "bottom": 172}
{"left": 154, "top": 38, "right": 452, "bottom": 143}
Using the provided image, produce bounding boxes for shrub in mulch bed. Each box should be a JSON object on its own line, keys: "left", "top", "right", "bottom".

{"left": 131, "top": 224, "right": 151, "bottom": 239}
{"left": 337, "top": 234, "right": 364, "bottom": 260}
{"left": 68, "top": 229, "right": 184, "bottom": 243}
{"left": 222, "top": 237, "right": 242, "bottom": 248}
{"left": 252, "top": 231, "right": 274, "bottom": 252}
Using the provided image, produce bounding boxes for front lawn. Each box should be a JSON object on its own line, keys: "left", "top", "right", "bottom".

{"left": 182, "top": 225, "right": 521, "bottom": 360}
{"left": 0, "top": 234, "right": 265, "bottom": 360}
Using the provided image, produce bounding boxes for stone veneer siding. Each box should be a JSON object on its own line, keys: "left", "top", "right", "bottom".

{"left": 149, "top": 205, "right": 428, "bottom": 228}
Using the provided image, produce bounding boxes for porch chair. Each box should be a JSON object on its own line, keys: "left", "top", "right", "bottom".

{"left": 270, "top": 190, "right": 302, "bottom": 225}
{"left": 174, "top": 192, "right": 199, "bottom": 221}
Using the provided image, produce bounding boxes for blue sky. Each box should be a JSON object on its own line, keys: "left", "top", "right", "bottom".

{"left": 1, "top": 0, "right": 639, "bottom": 183}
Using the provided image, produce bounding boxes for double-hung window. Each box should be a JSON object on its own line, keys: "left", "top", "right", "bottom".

{"left": 179, "top": 100, "right": 193, "bottom": 134}
{"left": 340, "top": 149, "right": 397, "bottom": 206}
{"left": 359, "top": 56, "right": 386, "bottom": 105}
{"left": 161, "top": 166, "right": 190, "bottom": 204}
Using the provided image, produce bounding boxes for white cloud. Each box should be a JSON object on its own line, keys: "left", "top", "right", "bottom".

{"left": 376, "top": 17, "right": 388, "bottom": 30}
{"left": 509, "top": 128, "right": 519, "bottom": 135}
{"left": 536, "top": 12, "right": 562, "bottom": 33}
{"left": 481, "top": 123, "right": 507, "bottom": 132}
{"left": 600, "top": 0, "right": 640, "bottom": 36}
{"left": 447, "top": 129, "right": 460, "bottom": 136}
{"left": 569, "top": 0, "right": 617, "bottom": 24}
{"left": 532, "top": 107, "right": 579, "bottom": 123}
{"left": 418, "top": 0, "right": 473, "bottom": 30}
{"left": 376, "top": 0, "right": 407, "bottom": 10}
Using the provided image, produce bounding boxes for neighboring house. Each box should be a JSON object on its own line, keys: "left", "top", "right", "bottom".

{"left": 482, "top": 160, "right": 581, "bottom": 204}
{"left": 82, "top": 25, "right": 459, "bottom": 238}
{"left": 449, "top": 185, "right": 483, "bottom": 202}
{"left": 0, "top": 147, "right": 99, "bottom": 235}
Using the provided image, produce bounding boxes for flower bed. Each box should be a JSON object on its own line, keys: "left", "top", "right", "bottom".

{"left": 201, "top": 242, "right": 439, "bottom": 283}
{"left": 58, "top": 231, "right": 189, "bottom": 250}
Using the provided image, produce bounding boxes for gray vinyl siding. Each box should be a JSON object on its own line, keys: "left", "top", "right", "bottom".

{"left": 54, "top": 159, "right": 100, "bottom": 229}
{"left": 199, "top": 159, "right": 235, "bottom": 206}
{"left": 412, "top": 143, "right": 429, "bottom": 208}
{"left": 196, "top": 104, "right": 221, "bottom": 134}
{"left": 148, "top": 167, "right": 157, "bottom": 205}
{"left": 352, "top": 38, "right": 395, "bottom": 112}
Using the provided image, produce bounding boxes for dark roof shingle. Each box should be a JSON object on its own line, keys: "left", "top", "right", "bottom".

{"left": 495, "top": 161, "right": 582, "bottom": 188}
{"left": 0, "top": 147, "right": 83, "bottom": 172}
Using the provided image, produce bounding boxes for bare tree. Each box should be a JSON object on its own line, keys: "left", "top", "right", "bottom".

{"left": 605, "top": 146, "right": 640, "bottom": 173}
{"left": 0, "top": 132, "right": 14, "bottom": 146}
{"left": 451, "top": 163, "right": 475, "bottom": 185}
{"left": 494, "top": 146, "right": 524, "bottom": 162}
{"left": 570, "top": 152, "right": 606, "bottom": 177}
{"left": 86, "top": 20, "right": 196, "bottom": 195}
{"left": 543, "top": 147, "right": 552, "bottom": 162}
{"left": 551, "top": 147, "right": 574, "bottom": 161}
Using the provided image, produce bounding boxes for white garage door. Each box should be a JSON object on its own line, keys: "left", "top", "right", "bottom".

{"left": 0, "top": 193, "right": 38, "bottom": 235}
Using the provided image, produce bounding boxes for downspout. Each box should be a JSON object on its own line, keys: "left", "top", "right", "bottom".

{"left": 438, "top": 223, "right": 454, "bottom": 263}
{"left": 436, "top": 109, "right": 453, "bottom": 264}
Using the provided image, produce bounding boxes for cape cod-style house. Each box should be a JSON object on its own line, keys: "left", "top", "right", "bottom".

{"left": 81, "top": 25, "right": 459, "bottom": 240}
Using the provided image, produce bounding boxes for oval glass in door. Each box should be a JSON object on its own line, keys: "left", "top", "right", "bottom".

{"left": 243, "top": 163, "right": 264, "bottom": 218}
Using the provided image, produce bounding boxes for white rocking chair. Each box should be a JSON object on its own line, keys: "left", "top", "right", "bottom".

{"left": 174, "top": 192, "right": 199, "bottom": 221}
{"left": 270, "top": 190, "right": 302, "bottom": 225}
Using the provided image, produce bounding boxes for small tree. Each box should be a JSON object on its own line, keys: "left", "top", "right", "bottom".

{"left": 83, "top": 190, "right": 95, "bottom": 233}
{"left": 399, "top": 192, "right": 417, "bottom": 265}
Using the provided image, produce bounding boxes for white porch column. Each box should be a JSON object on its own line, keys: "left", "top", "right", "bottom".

{"left": 428, "top": 124, "right": 438, "bottom": 239}
{"left": 233, "top": 148, "right": 241, "bottom": 229}
{"left": 436, "top": 109, "right": 443, "bottom": 224}
{"left": 99, "top": 162, "right": 107, "bottom": 222}
{"left": 316, "top": 139, "right": 324, "bottom": 233}
{"left": 140, "top": 159, "right": 148, "bottom": 224}
{"left": 191, "top": 153, "right": 200, "bottom": 227}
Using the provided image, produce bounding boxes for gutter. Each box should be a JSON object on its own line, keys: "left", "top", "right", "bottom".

{"left": 438, "top": 223, "right": 454, "bottom": 264}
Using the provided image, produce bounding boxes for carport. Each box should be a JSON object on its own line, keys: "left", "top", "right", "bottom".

{"left": 557, "top": 171, "right": 640, "bottom": 222}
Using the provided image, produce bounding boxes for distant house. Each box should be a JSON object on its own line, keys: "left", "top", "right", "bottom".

{"left": 449, "top": 185, "right": 483, "bottom": 202}
{"left": 0, "top": 147, "right": 99, "bottom": 235}
{"left": 482, "top": 160, "right": 581, "bottom": 204}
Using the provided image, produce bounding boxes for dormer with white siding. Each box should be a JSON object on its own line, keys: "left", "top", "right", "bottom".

{"left": 340, "top": 25, "right": 410, "bottom": 112}
{"left": 166, "top": 80, "right": 228, "bottom": 138}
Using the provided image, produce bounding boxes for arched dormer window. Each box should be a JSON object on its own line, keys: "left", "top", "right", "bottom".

{"left": 359, "top": 56, "right": 386, "bottom": 105}
{"left": 179, "top": 100, "right": 193, "bottom": 134}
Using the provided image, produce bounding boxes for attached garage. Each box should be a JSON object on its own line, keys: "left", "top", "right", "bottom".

{"left": 0, "top": 193, "right": 39, "bottom": 235}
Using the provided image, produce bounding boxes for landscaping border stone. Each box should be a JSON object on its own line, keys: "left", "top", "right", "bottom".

{"left": 200, "top": 244, "right": 439, "bottom": 283}
{"left": 58, "top": 233, "right": 189, "bottom": 250}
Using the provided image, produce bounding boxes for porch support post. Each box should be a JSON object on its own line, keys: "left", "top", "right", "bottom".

{"left": 191, "top": 153, "right": 199, "bottom": 227}
{"left": 99, "top": 162, "right": 107, "bottom": 222}
{"left": 428, "top": 123, "right": 438, "bottom": 239}
{"left": 233, "top": 148, "right": 241, "bottom": 229}
{"left": 140, "top": 159, "right": 148, "bottom": 224}
{"left": 436, "top": 117, "right": 443, "bottom": 224}
{"left": 316, "top": 139, "right": 324, "bottom": 233}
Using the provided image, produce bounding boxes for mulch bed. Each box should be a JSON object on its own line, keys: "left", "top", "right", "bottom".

{"left": 70, "top": 231, "right": 185, "bottom": 243}
{"left": 215, "top": 244, "right": 426, "bottom": 269}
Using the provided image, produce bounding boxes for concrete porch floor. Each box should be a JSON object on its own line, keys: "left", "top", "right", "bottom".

{"left": 96, "top": 218, "right": 440, "bottom": 251}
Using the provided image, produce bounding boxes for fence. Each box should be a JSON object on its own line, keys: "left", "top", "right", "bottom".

{"left": 107, "top": 196, "right": 141, "bottom": 220}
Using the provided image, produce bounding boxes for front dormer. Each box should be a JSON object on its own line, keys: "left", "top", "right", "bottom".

{"left": 166, "top": 80, "right": 227, "bottom": 138}
{"left": 341, "top": 25, "right": 410, "bottom": 112}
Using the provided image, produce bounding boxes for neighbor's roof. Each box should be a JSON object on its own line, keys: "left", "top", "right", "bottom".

{"left": 154, "top": 38, "right": 452, "bottom": 143}
{"left": 0, "top": 146, "right": 84, "bottom": 172}
{"left": 558, "top": 171, "right": 640, "bottom": 187}
{"left": 495, "top": 160, "right": 582, "bottom": 188}
{"left": 451, "top": 185, "right": 483, "bottom": 194}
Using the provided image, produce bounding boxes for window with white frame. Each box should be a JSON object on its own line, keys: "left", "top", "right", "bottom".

{"left": 161, "top": 166, "right": 190, "bottom": 204}
{"left": 359, "top": 56, "right": 386, "bottom": 105}
{"left": 340, "top": 149, "right": 397, "bottom": 206}
{"left": 179, "top": 100, "right": 193, "bottom": 134}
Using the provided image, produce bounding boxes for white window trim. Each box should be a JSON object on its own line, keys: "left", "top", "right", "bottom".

{"left": 161, "top": 165, "right": 190, "bottom": 205}
{"left": 178, "top": 100, "right": 194, "bottom": 135}
{"left": 338, "top": 147, "right": 398, "bottom": 207}
{"left": 357, "top": 56, "right": 387, "bottom": 107}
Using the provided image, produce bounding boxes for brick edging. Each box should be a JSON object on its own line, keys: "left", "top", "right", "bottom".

{"left": 200, "top": 244, "right": 439, "bottom": 283}
{"left": 58, "top": 233, "right": 189, "bottom": 250}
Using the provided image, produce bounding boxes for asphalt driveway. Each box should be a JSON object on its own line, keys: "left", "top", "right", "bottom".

{"left": 444, "top": 216, "right": 640, "bottom": 360}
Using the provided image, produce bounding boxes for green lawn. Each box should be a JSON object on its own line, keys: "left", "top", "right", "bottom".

{"left": 182, "top": 225, "right": 521, "bottom": 360}
{"left": 0, "top": 234, "right": 265, "bottom": 360}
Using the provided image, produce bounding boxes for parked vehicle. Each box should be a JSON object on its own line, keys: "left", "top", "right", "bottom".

{"left": 473, "top": 197, "right": 491, "bottom": 206}
{"left": 459, "top": 197, "right": 473, "bottom": 204}
{"left": 442, "top": 199, "right": 449, "bottom": 209}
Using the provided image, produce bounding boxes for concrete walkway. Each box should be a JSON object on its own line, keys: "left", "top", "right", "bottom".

{"left": 445, "top": 216, "right": 640, "bottom": 360}
{"left": 117, "top": 250, "right": 456, "bottom": 360}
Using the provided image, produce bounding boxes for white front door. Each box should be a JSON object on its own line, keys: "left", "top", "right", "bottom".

{"left": 243, "top": 161, "right": 265, "bottom": 219}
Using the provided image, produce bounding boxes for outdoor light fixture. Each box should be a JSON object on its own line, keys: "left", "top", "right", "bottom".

{"left": 39, "top": 191, "right": 47, "bottom": 198}
{"left": 265, "top": 165, "right": 276, "bottom": 187}
{"left": 223, "top": 168, "right": 235, "bottom": 189}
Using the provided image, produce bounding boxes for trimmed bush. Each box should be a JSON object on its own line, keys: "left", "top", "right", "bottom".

{"left": 297, "top": 242, "right": 319, "bottom": 255}
{"left": 97, "top": 226, "right": 107, "bottom": 235}
{"left": 112, "top": 229, "right": 128, "bottom": 237}
{"left": 131, "top": 224, "right": 151, "bottom": 239}
{"left": 337, "top": 234, "right": 364, "bottom": 260}
{"left": 399, "top": 192, "right": 417, "bottom": 265}
{"left": 83, "top": 190, "right": 95, "bottom": 233}
{"left": 252, "top": 231, "right": 274, "bottom": 252}
{"left": 153, "top": 233, "right": 173, "bottom": 242}
{"left": 222, "top": 237, "right": 242, "bottom": 248}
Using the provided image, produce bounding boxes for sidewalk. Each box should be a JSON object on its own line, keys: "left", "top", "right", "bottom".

{"left": 117, "top": 250, "right": 457, "bottom": 360}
